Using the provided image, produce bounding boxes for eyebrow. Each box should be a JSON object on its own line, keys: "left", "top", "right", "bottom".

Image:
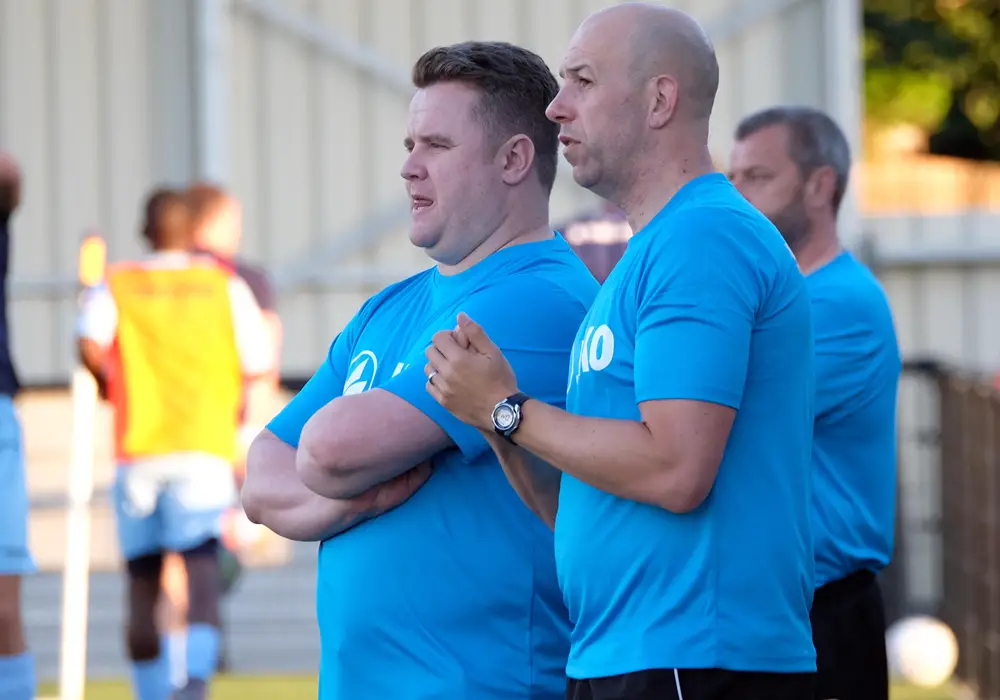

{"left": 404, "top": 133, "right": 456, "bottom": 149}
{"left": 559, "top": 63, "right": 591, "bottom": 79}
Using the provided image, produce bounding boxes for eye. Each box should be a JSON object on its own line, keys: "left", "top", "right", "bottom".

{"left": 576, "top": 76, "right": 592, "bottom": 87}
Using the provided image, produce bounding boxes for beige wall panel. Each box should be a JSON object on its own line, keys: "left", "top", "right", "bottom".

{"left": 228, "top": 0, "right": 844, "bottom": 376}
{"left": 0, "top": 0, "right": 158, "bottom": 383}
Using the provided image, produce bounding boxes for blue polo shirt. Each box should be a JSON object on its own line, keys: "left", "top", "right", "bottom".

{"left": 806, "top": 251, "right": 900, "bottom": 587}
{"left": 268, "top": 236, "right": 599, "bottom": 699}
{"left": 555, "top": 173, "right": 817, "bottom": 677}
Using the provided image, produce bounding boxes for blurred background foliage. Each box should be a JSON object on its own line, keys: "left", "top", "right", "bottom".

{"left": 864, "top": 0, "right": 1000, "bottom": 160}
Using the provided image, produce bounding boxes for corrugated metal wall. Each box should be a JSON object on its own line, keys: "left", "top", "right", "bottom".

{"left": 228, "top": 0, "right": 842, "bottom": 375}
{"left": 0, "top": 0, "right": 843, "bottom": 381}
{"left": 868, "top": 214, "right": 1000, "bottom": 375}
{"left": 0, "top": 0, "right": 201, "bottom": 384}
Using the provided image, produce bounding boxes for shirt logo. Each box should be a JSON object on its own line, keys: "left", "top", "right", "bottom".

{"left": 343, "top": 350, "right": 378, "bottom": 395}
{"left": 570, "top": 324, "right": 616, "bottom": 389}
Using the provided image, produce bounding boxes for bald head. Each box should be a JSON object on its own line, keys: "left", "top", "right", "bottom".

{"left": 581, "top": 3, "right": 718, "bottom": 120}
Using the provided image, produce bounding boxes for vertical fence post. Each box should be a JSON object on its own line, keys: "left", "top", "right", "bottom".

{"left": 58, "top": 234, "right": 106, "bottom": 700}
{"left": 193, "top": 0, "right": 231, "bottom": 184}
{"left": 823, "top": 0, "right": 863, "bottom": 248}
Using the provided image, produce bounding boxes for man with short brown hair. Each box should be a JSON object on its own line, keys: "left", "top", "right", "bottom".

{"left": 242, "top": 40, "right": 597, "bottom": 699}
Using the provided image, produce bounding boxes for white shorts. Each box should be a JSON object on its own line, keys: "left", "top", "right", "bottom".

{"left": 113, "top": 453, "right": 236, "bottom": 562}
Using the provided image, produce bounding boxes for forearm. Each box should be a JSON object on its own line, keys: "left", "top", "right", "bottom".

{"left": 484, "top": 430, "right": 560, "bottom": 530}
{"left": 513, "top": 400, "right": 677, "bottom": 509}
{"left": 77, "top": 338, "right": 109, "bottom": 399}
{"left": 297, "top": 389, "right": 448, "bottom": 499}
{"left": 242, "top": 432, "right": 372, "bottom": 541}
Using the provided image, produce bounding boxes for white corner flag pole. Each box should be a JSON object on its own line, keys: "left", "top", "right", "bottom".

{"left": 58, "top": 233, "right": 106, "bottom": 700}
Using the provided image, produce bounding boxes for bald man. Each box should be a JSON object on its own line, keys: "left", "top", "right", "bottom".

{"left": 425, "top": 5, "right": 816, "bottom": 699}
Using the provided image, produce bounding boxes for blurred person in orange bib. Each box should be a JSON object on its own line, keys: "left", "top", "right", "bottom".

{"left": 76, "top": 189, "right": 274, "bottom": 700}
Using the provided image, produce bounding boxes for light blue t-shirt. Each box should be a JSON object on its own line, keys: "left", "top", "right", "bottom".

{"left": 555, "top": 173, "right": 816, "bottom": 677}
{"left": 268, "top": 236, "right": 599, "bottom": 700}
{"left": 806, "top": 251, "right": 901, "bottom": 587}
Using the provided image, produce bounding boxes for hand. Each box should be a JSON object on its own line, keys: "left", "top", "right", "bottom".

{"left": 352, "top": 460, "right": 433, "bottom": 517}
{"left": 425, "top": 312, "right": 519, "bottom": 431}
{"left": 0, "top": 152, "right": 21, "bottom": 215}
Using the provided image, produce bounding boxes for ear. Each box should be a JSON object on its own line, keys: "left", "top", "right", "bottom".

{"left": 649, "top": 74, "right": 678, "bottom": 130}
{"left": 498, "top": 134, "right": 536, "bottom": 187}
{"left": 804, "top": 165, "right": 838, "bottom": 212}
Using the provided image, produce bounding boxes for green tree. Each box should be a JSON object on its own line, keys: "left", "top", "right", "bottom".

{"left": 864, "top": 0, "right": 1000, "bottom": 160}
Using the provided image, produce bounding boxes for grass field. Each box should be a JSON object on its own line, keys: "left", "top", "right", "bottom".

{"left": 36, "top": 676, "right": 955, "bottom": 699}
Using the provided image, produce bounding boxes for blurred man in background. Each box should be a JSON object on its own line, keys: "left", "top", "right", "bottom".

{"left": 154, "top": 183, "right": 283, "bottom": 679}
{"left": 558, "top": 200, "right": 630, "bottom": 284}
{"left": 76, "top": 188, "right": 273, "bottom": 700}
{"left": 186, "top": 182, "right": 282, "bottom": 399}
{"left": 730, "top": 106, "right": 902, "bottom": 700}
{"left": 0, "top": 152, "right": 34, "bottom": 700}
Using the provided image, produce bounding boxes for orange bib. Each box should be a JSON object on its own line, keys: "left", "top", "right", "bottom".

{"left": 106, "top": 260, "right": 242, "bottom": 462}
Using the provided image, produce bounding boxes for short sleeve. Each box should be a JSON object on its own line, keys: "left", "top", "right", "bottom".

{"left": 228, "top": 276, "right": 274, "bottom": 376}
{"left": 266, "top": 331, "right": 354, "bottom": 448}
{"left": 380, "top": 280, "right": 589, "bottom": 461}
{"left": 633, "top": 214, "right": 759, "bottom": 409}
{"left": 76, "top": 283, "right": 118, "bottom": 346}
{"left": 810, "top": 286, "right": 901, "bottom": 422}
{"left": 236, "top": 261, "right": 277, "bottom": 311}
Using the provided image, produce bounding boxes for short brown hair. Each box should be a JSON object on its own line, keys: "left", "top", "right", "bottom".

{"left": 142, "top": 187, "right": 191, "bottom": 250}
{"left": 412, "top": 41, "right": 560, "bottom": 193}
{"left": 735, "top": 107, "right": 852, "bottom": 214}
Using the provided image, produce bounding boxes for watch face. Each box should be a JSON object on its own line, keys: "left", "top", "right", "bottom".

{"left": 494, "top": 403, "right": 517, "bottom": 431}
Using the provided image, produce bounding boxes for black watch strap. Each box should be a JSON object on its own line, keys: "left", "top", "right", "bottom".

{"left": 506, "top": 392, "right": 530, "bottom": 405}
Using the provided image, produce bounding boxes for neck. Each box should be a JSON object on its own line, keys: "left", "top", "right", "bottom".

{"left": 617, "top": 134, "right": 716, "bottom": 234}
{"left": 794, "top": 219, "right": 841, "bottom": 275}
{"left": 438, "top": 195, "right": 552, "bottom": 276}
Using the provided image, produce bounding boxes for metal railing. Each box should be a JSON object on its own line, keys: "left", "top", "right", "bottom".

{"left": 883, "top": 359, "right": 1000, "bottom": 699}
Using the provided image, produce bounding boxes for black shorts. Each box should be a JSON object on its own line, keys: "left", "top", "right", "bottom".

{"left": 566, "top": 668, "right": 815, "bottom": 700}
{"left": 810, "top": 570, "right": 889, "bottom": 700}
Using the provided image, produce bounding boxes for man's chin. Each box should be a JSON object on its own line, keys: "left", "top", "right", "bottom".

{"left": 409, "top": 227, "right": 440, "bottom": 251}
{"left": 571, "top": 164, "right": 601, "bottom": 193}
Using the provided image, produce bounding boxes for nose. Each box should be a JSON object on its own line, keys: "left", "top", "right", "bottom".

{"left": 400, "top": 150, "right": 425, "bottom": 182}
{"left": 546, "top": 87, "right": 573, "bottom": 124}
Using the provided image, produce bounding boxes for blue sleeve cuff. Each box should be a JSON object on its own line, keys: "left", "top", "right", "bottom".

{"left": 379, "top": 364, "right": 488, "bottom": 461}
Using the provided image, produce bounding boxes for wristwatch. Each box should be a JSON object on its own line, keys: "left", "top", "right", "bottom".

{"left": 491, "top": 392, "right": 531, "bottom": 443}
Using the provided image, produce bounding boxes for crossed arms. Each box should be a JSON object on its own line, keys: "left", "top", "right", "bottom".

{"left": 241, "top": 378, "right": 451, "bottom": 542}
{"left": 241, "top": 418, "right": 438, "bottom": 541}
